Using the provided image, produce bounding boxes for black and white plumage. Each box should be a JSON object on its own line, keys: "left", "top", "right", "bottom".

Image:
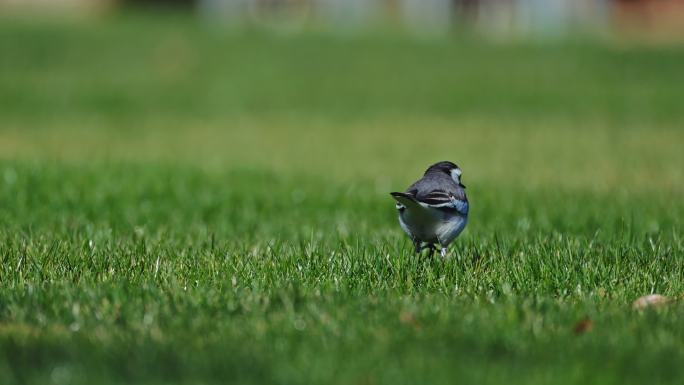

{"left": 390, "top": 161, "right": 468, "bottom": 258}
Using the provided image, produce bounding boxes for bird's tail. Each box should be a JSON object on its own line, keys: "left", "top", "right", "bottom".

{"left": 390, "top": 192, "right": 419, "bottom": 208}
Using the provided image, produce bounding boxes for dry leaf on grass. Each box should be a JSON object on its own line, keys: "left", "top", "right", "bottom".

{"left": 632, "top": 294, "right": 670, "bottom": 310}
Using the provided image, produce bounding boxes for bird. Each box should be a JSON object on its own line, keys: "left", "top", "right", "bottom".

{"left": 390, "top": 161, "right": 468, "bottom": 258}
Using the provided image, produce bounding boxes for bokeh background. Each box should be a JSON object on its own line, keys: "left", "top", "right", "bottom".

{"left": 2, "top": 0, "right": 683, "bottom": 191}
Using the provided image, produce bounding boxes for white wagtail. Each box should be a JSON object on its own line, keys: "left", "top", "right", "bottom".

{"left": 390, "top": 161, "right": 468, "bottom": 258}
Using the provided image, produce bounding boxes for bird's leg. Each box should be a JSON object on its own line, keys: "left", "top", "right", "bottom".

{"left": 440, "top": 246, "right": 448, "bottom": 258}
{"left": 413, "top": 240, "right": 423, "bottom": 254}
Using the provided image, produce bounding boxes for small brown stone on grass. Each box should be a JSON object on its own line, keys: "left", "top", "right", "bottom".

{"left": 573, "top": 317, "right": 593, "bottom": 335}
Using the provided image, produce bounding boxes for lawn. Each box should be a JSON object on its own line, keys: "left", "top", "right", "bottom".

{"left": 1, "top": 14, "right": 683, "bottom": 385}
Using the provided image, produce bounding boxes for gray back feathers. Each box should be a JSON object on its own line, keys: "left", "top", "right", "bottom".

{"left": 406, "top": 170, "right": 467, "bottom": 203}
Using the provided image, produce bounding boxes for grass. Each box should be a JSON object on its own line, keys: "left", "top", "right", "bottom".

{"left": 1, "top": 13, "right": 684, "bottom": 385}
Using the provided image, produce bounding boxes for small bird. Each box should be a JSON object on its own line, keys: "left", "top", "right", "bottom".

{"left": 390, "top": 161, "right": 468, "bottom": 258}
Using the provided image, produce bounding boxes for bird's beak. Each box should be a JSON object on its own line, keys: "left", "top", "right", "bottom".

{"left": 460, "top": 182, "right": 466, "bottom": 188}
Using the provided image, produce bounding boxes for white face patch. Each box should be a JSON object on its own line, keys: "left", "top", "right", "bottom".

{"left": 450, "top": 168, "right": 462, "bottom": 184}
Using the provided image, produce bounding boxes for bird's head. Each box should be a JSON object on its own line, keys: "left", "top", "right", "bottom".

{"left": 425, "top": 161, "right": 465, "bottom": 188}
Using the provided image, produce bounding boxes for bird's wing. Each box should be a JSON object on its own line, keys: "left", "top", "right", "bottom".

{"left": 415, "top": 190, "right": 453, "bottom": 205}
{"left": 415, "top": 190, "right": 469, "bottom": 215}
{"left": 392, "top": 189, "right": 468, "bottom": 215}
{"left": 426, "top": 197, "right": 469, "bottom": 215}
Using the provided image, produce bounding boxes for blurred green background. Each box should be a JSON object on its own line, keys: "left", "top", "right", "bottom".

{"left": 2, "top": 7, "right": 683, "bottom": 192}
{"left": 1, "top": 3, "right": 684, "bottom": 384}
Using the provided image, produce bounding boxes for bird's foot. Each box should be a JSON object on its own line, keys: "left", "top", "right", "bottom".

{"left": 415, "top": 243, "right": 436, "bottom": 256}
{"left": 426, "top": 244, "right": 436, "bottom": 256}
{"left": 440, "top": 247, "right": 448, "bottom": 258}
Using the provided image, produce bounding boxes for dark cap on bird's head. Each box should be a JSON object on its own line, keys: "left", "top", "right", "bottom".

{"left": 424, "top": 161, "right": 465, "bottom": 188}
{"left": 424, "top": 161, "right": 460, "bottom": 175}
